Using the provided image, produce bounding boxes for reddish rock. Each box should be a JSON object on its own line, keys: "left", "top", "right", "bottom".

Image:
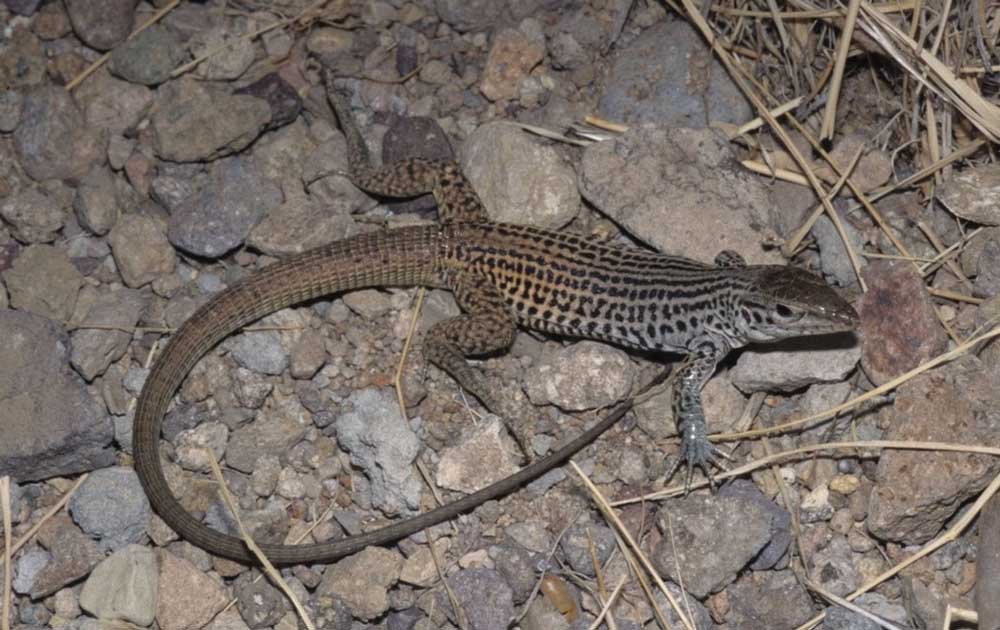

{"left": 858, "top": 260, "right": 947, "bottom": 385}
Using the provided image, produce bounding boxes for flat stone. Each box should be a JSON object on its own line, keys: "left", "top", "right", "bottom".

{"left": 69, "top": 466, "right": 151, "bottom": 552}
{"left": 108, "top": 213, "right": 177, "bottom": 288}
{"left": 462, "top": 121, "right": 579, "bottom": 229}
{"left": 436, "top": 417, "right": 519, "bottom": 494}
{"left": 480, "top": 26, "right": 545, "bottom": 102}
{"left": 189, "top": 26, "right": 256, "bottom": 81}
{"left": 152, "top": 78, "right": 271, "bottom": 163}
{"left": 79, "top": 544, "right": 158, "bottom": 626}
{"left": 109, "top": 24, "right": 186, "bottom": 86}
{"left": 525, "top": 341, "right": 635, "bottom": 410}
{"left": 580, "top": 125, "right": 782, "bottom": 264}
{"left": 0, "top": 187, "right": 66, "bottom": 243}
{"left": 70, "top": 288, "right": 146, "bottom": 381}
{"left": 0, "top": 311, "right": 114, "bottom": 480}
{"left": 2, "top": 244, "right": 82, "bottom": 323}
{"left": 317, "top": 547, "right": 403, "bottom": 620}
{"left": 64, "top": 0, "right": 139, "bottom": 51}
{"left": 29, "top": 512, "right": 103, "bottom": 599}
{"left": 14, "top": 85, "right": 106, "bottom": 182}
{"left": 73, "top": 167, "right": 122, "bottom": 236}
{"left": 731, "top": 334, "right": 861, "bottom": 393}
{"left": 938, "top": 164, "right": 1000, "bottom": 225}
{"left": 155, "top": 550, "right": 229, "bottom": 630}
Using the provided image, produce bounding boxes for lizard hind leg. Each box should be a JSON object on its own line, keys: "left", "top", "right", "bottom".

{"left": 324, "top": 72, "right": 489, "bottom": 224}
{"left": 424, "top": 272, "right": 533, "bottom": 453}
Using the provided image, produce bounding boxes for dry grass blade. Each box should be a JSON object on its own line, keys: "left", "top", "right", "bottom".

{"left": 586, "top": 576, "right": 627, "bottom": 630}
{"left": 570, "top": 461, "right": 694, "bottom": 630}
{"left": 730, "top": 96, "right": 803, "bottom": 138}
{"left": 820, "top": 0, "right": 863, "bottom": 144}
{"left": 1, "top": 477, "right": 11, "bottom": 630}
{"left": 805, "top": 579, "right": 905, "bottom": 630}
{"left": 0, "top": 473, "right": 88, "bottom": 571}
{"left": 395, "top": 287, "right": 426, "bottom": 419}
{"left": 514, "top": 122, "right": 593, "bottom": 147}
{"left": 856, "top": 3, "right": 1000, "bottom": 141}
{"left": 205, "top": 454, "right": 316, "bottom": 630}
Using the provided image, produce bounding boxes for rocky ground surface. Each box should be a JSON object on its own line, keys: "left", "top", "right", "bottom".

{"left": 1, "top": 1, "right": 999, "bottom": 629}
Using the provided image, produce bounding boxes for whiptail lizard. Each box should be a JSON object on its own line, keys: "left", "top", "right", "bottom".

{"left": 133, "top": 72, "right": 859, "bottom": 565}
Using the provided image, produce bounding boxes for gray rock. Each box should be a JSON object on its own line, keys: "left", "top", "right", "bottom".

{"left": 975, "top": 234, "right": 1000, "bottom": 297}
{"left": 480, "top": 26, "right": 546, "bottom": 102}
{"left": 0, "top": 89, "right": 22, "bottom": 132}
{"left": 823, "top": 605, "right": 881, "bottom": 630}
{"left": 462, "top": 122, "right": 579, "bottom": 228}
{"left": 174, "top": 421, "right": 229, "bottom": 473}
{"left": 814, "top": 211, "right": 867, "bottom": 287}
{"left": 435, "top": 416, "right": 520, "bottom": 494}
{"left": 69, "top": 466, "right": 151, "bottom": 551}
{"left": 525, "top": 341, "right": 635, "bottom": 410}
{"left": 719, "top": 480, "right": 791, "bottom": 571}
{"left": 168, "top": 156, "right": 282, "bottom": 258}
{"left": 152, "top": 78, "right": 272, "bottom": 163}
{"left": 4, "top": 0, "right": 43, "bottom": 16}
{"left": 14, "top": 85, "right": 106, "bottom": 182}
{"left": 599, "top": 20, "right": 751, "bottom": 127}
{"left": 580, "top": 125, "right": 782, "bottom": 264}
{"left": 77, "top": 71, "right": 154, "bottom": 136}
{"left": 650, "top": 582, "right": 717, "bottom": 630}
{"left": 70, "top": 288, "right": 146, "bottom": 381}
{"left": 808, "top": 535, "right": 861, "bottom": 597}
{"left": 336, "top": 388, "right": 422, "bottom": 515}
{"left": 558, "top": 520, "right": 616, "bottom": 577}
{"left": 235, "top": 73, "right": 302, "bottom": 132}
{"left": 225, "top": 406, "right": 307, "bottom": 473}
{"left": 731, "top": 334, "right": 860, "bottom": 393}
{"left": 109, "top": 24, "right": 186, "bottom": 86}
{"left": 229, "top": 329, "right": 288, "bottom": 376}
{"left": 64, "top": 0, "right": 139, "bottom": 51}
{"left": 489, "top": 543, "right": 537, "bottom": 603}
{"left": 108, "top": 213, "right": 177, "bottom": 287}
{"left": 189, "top": 26, "right": 256, "bottom": 81}
{"left": 1, "top": 187, "right": 65, "bottom": 243}
{"left": 234, "top": 570, "right": 288, "bottom": 627}
{"left": 725, "top": 570, "right": 814, "bottom": 629}
{"left": 651, "top": 491, "right": 773, "bottom": 598}
{"left": 79, "top": 544, "right": 158, "bottom": 626}
{"left": 0, "top": 311, "right": 115, "bottom": 480}
{"left": 434, "top": 0, "right": 503, "bottom": 32}
{"left": 2, "top": 244, "right": 82, "bottom": 322}
{"left": 248, "top": 190, "right": 360, "bottom": 257}
{"left": 440, "top": 568, "right": 515, "bottom": 630}
{"left": 74, "top": 167, "right": 121, "bottom": 236}
{"left": 12, "top": 547, "right": 50, "bottom": 595}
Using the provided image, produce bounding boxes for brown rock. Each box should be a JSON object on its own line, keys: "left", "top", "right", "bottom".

{"left": 155, "top": 550, "right": 229, "bottom": 630}
{"left": 2, "top": 244, "right": 82, "bottom": 322}
{"left": 108, "top": 214, "right": 177, "bottom": 288}
{"left": 858, "top": 260, "right": 947, "bottom": 385}
{"left": 481, "top": 27, "right": 545, "bottom": 102}
{"left": 30, "top": 512, "right": 103, "bottom": 598}
{"left": 868, "top": 356, "right": 1000, "bottom": 543}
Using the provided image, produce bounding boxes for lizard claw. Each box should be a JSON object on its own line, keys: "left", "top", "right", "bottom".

{"left": 665, "top": 436, "right": 730, "bottom": 493}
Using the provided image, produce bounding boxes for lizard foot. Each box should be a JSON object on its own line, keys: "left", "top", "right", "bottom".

{"left": 665, "top": 432, "right": 731, "bottom": 493}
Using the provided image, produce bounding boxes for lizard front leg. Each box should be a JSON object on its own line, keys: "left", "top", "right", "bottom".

{"left": 669, "top": 335, "right": 730, "bottom": 488}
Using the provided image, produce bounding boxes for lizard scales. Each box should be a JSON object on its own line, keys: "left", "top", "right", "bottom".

{"left": 133, "top": 75, "right": 859, "bottom": 565}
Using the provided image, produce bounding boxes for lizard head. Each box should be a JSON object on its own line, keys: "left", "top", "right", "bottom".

{"left": 734, "top": 265, "right": 860, "bottom": 343}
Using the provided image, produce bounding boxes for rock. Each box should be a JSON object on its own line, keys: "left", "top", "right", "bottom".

{"left": 434, "top": 0, "right": 503, "bottom": 32}
{"left": 79, "top": 545, "right": 158, "bottom": 625}
{"left": 342, "top": 289, "right": 393, "bottom": 319}
{"left": 233, "top": 569, "right": 288, "bottom": 627}
{"left": 108, "top": 213, "right": 177, "bottom": 288}
{"left": 69, "top": 466, "right": 151, "bottom": 552}
{"left": 204, "top": 608, "right": 252, "bottom": 630}
{"left": 480, "top": 26, "right": 545, "bottom": 102}
{"left": 109, "top": 24, "right": 186, "bottom": 86}
{"left": 814, "top": 135, "right": 892, "bottom": 194}
{"left": 436, "top": 417, "right": 520, "bottom": 494}
{"left": 12, "top": 546, "right": 50, "bottom": 595}
{"left": 974, "top": 234, "right": 1000, "bottom": 297}
{"left": 580, "top": 125, "right": 781, "bottom": 263}
{"left": 0, "top": 29, "right": 46, "bottom": 89}
{"left": 558, "top": 520, "right": 616, "bottom": 577}
{"left": 64, "top": 0, "right": 139, "bottom": 50}
{"left": 868, "top": 356, "right": 1000, "bottom": 544}
{"left": 225, "top": 400, "right": 308, "bottom": 473}
{"left": 14, "top": 85, "right": 105, "bottom": 182}
{"left": 3, "top": 244, "right": 82, "bottom": 322}
{"left": 248, "top": 188, "right": 360, "bottom": 256}
{"left": 317, "top": 547, "right": 403, "bottom": 620}
{"left": 808, "top": 535, "right": 861, "bottom": 596}
{"left": 525, "top": 341, "right": 635, "bottom": 410}
{"left": 439, "top": 568, "right": 515, "bottom": 630}
{"left": 731, "top": 334, "right": 860, "bottom": 393}
{"left": 462, "top": 121, "right": 579, "bottom": 229}
{"left": 725, "top": 570, "right": 814, "bottom": 629}
{"left": 814, "top": 211, "right": 867, "bottom": 287}
{"left": 168, "top": 156, "right": 282, "bottom": 258}
{"left": 1, "top": 187, "right": 66, "bottom": 243}
{"left": 26, "top": 512, "right": 103, "bottom": 598}
{"left": 155, "top": 550, "right": 229, "bottom": 630}
{"left": 74, "top": 167, "right": 122, "bottom": 235}
{"left": 635, "top": 369, "right": 745, "bottom": 440}
{"left": 0, "top": 311, "right": 114, "bottom": 480}
{"left": 235, "top": 73, "right": 302, "bottom": 132}
{"left": 0, "top": 89, "right": 22, "bottom": 132}
{"left": 381, "top": 114, "right": 455, "bottom": 214}
{"left": 719, "top": 479, "right": 792, "bottom": 570}
{"left": 651, "top": 491, "right": 773, "bottom": 597}
{"left": 228, "top": 322, "right": 288, "bottom": 376}
{"left": 189, "top": 26, "right": 256, "bottom": 81}
{"left": 336, "top": 388, "right": 422, "bottom": 515}
{"left": 152, "top": 78, "right": 272, "bottom": 162}
{"left": 5, "top": 0, "right": 43, "bottom": 15}
{"left": 858, "top": 260, "right": 948, "bottom": 386}
{"left": 32, "top": 2, "right": 72, "bottom": 39}
{"left": 174, "top": 421, "right": 229, "bottom": 473}
{"left": 289, "top": 329, "right": 327, "bottom": 379}
{"left": 400, "top": 538, "right": 450, "bottom": 587}
{"left": 599, "top": 20, "right": 751, "bottom": 127}
{"left": 70, "top": 288, "right": 145, "bottom": 381}
{"left": 938, "top": 164, "right": 1000, "bottom": 225}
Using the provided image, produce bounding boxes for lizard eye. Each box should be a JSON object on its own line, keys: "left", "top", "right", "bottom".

{"left": 773, "top": 304, "right": 803, "bottom": 321}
